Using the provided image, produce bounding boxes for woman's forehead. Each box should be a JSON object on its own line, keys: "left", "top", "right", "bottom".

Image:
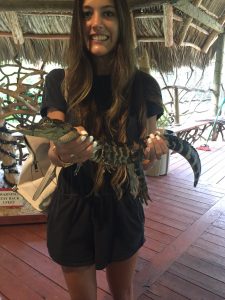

{"left": 82, "top": 0, "right": 115, "bottom": 8}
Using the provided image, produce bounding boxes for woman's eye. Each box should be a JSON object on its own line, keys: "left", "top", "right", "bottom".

{"left": 82, "top": 10, "right": 92, "bottom": 19}
{"left": 103, "top": 10, "right": 116, "bottom": 18}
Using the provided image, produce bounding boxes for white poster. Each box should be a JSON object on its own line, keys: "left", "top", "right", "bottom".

{"left": 0, "top": 188, "right": 24, "bottom": 207}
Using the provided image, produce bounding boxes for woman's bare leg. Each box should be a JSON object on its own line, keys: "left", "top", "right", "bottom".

{"left": 62, "top": 264, "right": 97, "bottom": 300}
{"left": 106, "top": 252, "right": 138, "bottom": 300}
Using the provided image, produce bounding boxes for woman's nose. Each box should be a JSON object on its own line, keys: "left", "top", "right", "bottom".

{"left": 91, "top": 12, "right": 104, "bottom": 30}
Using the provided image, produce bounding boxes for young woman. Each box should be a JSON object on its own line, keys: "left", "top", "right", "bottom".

{"left": 41, "top": 0, "right": 168, "bottom": 299}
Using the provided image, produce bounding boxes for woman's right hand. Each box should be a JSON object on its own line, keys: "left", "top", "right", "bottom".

{"left": 47, "top": 109, "right": 95, "bottom": 167}
{"left": 53, "top": 126, "right": 95, "bottom": 165}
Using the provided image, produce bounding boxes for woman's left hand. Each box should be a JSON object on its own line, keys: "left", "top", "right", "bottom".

{"left": 142, "top": 132, "right": 168, "bottom": 170}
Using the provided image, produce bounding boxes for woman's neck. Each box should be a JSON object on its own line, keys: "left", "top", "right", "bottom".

{"left": 92, "top": 54, "right": 113, "bottom": 75}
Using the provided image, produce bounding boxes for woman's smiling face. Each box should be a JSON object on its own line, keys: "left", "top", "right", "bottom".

{"left": 82, "top": 0, "right": 119, "bottom": 57}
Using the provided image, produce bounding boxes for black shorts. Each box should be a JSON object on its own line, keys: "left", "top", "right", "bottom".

{"left": 47, "top": 181, "right": 145, "bottom": 270}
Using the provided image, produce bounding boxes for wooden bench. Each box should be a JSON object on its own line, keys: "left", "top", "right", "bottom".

{"left": 167, "top": 118, "right": 225, "bottom": 144}
{"left": 167, "top": 120, "right": 213, "bottom": 144}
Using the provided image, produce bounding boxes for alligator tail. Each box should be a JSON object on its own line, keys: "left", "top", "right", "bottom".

{"left": 164, "top": 130, "right": 201, "bottom": 187}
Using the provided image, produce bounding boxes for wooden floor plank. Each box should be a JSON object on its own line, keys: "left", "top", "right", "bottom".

{"left": 206, "top": 224, "right": 225, "bottom": 238}
{"left": 144, "top": 236, "right": 167, "bottom": 253}
{"left": 148, "top": 179, "right": 221, "bottom": 203}
{"left": 151, "top": 172, "right": 225, "bottom": 195}
{"left": 194, "top": 238, "right": 225, "bottom": 258}
{"left": 169, "top": 262, "right": 225, "bottom": 298}
{"left": 144, "top": 228, "right": 176, "bottom": 245}
{"left": 145, "top": 218, "right": 182, "bottom": 237}
{"left": 149, "top": 199, "right": 202, "bottom": 219}
{"left": 142, "top": 281, "right": 190, "bottom": 300}
{"left": 145, "top": 204, "right": 194, "bottom": 225}
{"left": 145, "top": 212, "right": 188, "bottom": 231}
{"left": 177, "top": 253, "right": 225, "bottom": 284}
{"left": 200, "top": 231, "right": 225, "bottom": 247}
{"left": 22, "top": 223, "right": 47, "bottom": 240}
{"left": 0, "top": 265, "right": 43, "bottom": 300}
{"left": 187, "top": 245, "right": 225, "bottom": 269}
{"left": 0, "top": 225, "right": 49, "bottom": 257}
{"left": 157, "top": 271, "right": 225, "bottom": 300}
{"left": 0, "top": 233, "right": 67, "bottom": 288}
{"left": 138, "top": 246, "right": 157, "bottom": 262}
{"left": 18, "top": 268, "right": 70, "bottom": 300}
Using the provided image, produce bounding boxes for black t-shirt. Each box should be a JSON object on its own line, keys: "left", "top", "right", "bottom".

{"left": 41, "top": 68, "right": 163, "bottom": 143}
{"left": 41, "top": 68, "right": 163, "bottom": 197}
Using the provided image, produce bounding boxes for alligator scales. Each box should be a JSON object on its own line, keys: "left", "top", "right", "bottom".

{"left": 16, "top": 117, "right": 201, "bottom": 188}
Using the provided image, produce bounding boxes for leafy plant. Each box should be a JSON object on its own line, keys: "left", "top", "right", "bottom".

{"left": 157, "top": 105, "right": 174, "bottom": 128}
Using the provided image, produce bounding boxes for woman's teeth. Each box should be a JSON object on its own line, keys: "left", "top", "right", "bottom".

{"left": 91, "top": 35, "right": 108, "bottom": 41}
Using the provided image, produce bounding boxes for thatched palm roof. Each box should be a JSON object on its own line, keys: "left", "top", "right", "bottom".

{"left": 0, "top": 0, "right": 224, "bottom": 72}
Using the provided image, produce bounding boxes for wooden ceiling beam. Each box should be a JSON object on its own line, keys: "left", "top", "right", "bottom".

{"left": 137, "top": 37, "right": 165, "bottom": 43}
{"left": 163, "top": 3, "right": 174, "bottom": 47}
{"left": 0, "top": 0, "right": 167, "bottom": 11}
{"left": 0, "top": 32, "right": 70, "bottom": 40}
{"left": 129, "top": 0, "right": 166, "bottom": 9}
{"left": 130, "top": 11, "right": 138, "bottom": 48}
{"left": 135, "top": 13, "right": 164, "bottom": 19}
{"left": 202, "top": 14, "right": 225, "bottom": 53}
{"left": 172, "top": 0, "right": 224, "bottom": 33}
{"left": 181, "top": 42, "right": 201, "bottom": 51}
{"left": 177, "top": 0, "right": 203, "bottom": 46}
{"left": 4, "top": 12, "right": 24, "bottom": 45}
{"left": 0, "top": 1, "right": 73, "bottom": 11}
{"left": 199, "top": 4, "right": 219, "bottom": 19}
{"left": 138, "top": 36, "right": 201, "bottom": 51}
{"left": 134, "top": 12, "right": 209, "bottom": 35}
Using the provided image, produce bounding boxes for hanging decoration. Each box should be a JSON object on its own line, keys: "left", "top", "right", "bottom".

{"left": 0, "top": 59, "right": 46, "bottom": 187}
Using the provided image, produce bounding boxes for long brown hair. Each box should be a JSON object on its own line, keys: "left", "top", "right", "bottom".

{"left": 65, "top": 0, "right": 139, "bottom": 199}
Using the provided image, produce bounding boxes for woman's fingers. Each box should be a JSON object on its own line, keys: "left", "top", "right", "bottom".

{"left": 54, "top": 131, "right": 95, "bottom": 163}
{"left": 145, "top": 133, "right": 168, "bottom": 161}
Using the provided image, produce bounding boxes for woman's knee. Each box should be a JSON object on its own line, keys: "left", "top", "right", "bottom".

{"left": 106, "top": 253, "right": 138, "bottom": 300}
{"left": 62, "top": 264, "right": 97, "bottom": 300}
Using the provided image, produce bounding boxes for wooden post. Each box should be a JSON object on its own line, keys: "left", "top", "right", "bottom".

{"left": 211, "top": 34, "right": 225, "bottom": 117}
{"left": 174, "top": 87, "right": 180, "bottom": 125}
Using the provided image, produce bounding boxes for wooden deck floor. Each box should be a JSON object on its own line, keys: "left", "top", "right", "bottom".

{"left": 1, "top": 141, "right": 225, "bottom": 299}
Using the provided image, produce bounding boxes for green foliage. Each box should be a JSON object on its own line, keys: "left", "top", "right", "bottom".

{"left": 157, "top": 105, "right": 174, "bottom": 128}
